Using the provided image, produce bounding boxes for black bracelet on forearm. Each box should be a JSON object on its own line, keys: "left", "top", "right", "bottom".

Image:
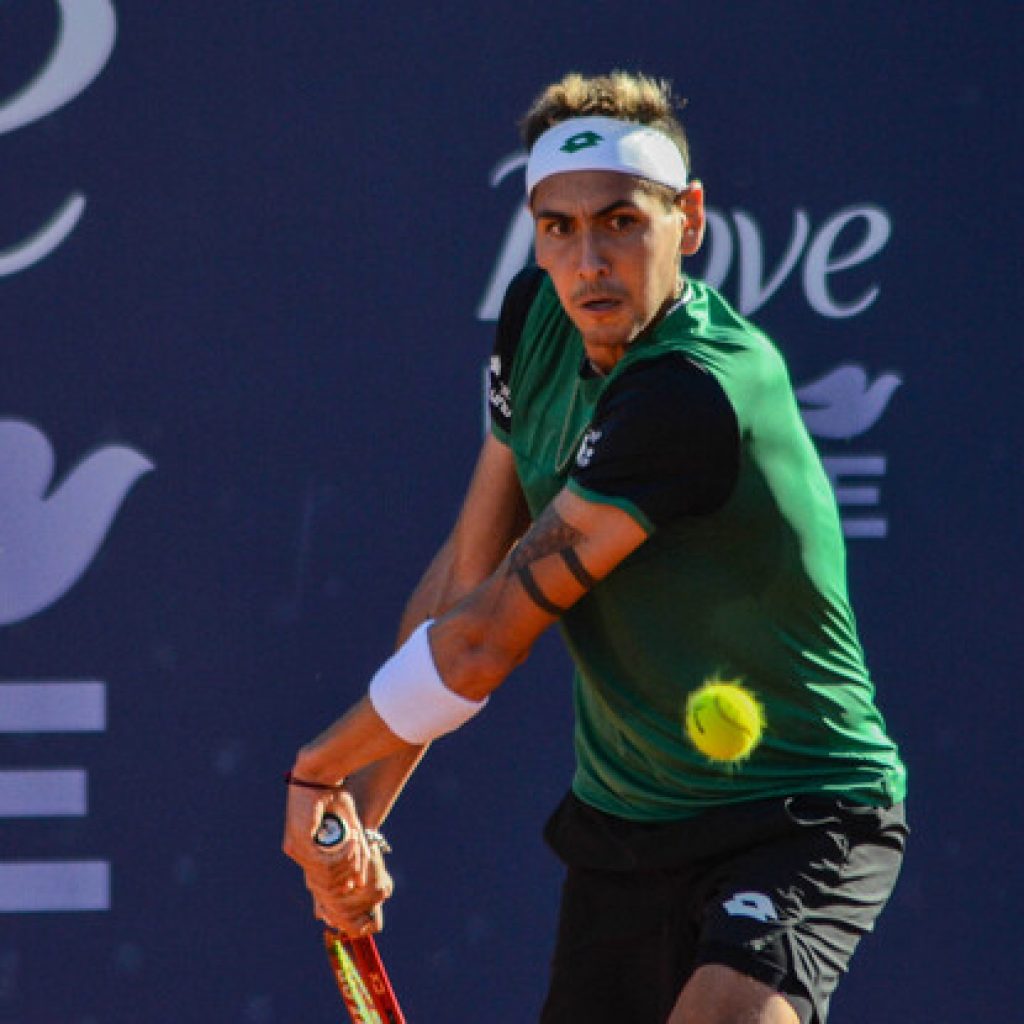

{"left": 283, "top": 770, "right": 345, "bottom": 791}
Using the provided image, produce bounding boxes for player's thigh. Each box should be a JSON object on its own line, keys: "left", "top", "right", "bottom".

{"left": 691, "top": 796, "right": 907, "bottom": 1024}
{"left": 669, "top": 962, "right": 800, "bottom": 1024}
{"left": 540, "top": 864, "right": 692, "bottom": 1024}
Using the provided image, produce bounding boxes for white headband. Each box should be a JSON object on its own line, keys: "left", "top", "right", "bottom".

{"left": 525, "top": 116, "right": 688, "bottom": 195}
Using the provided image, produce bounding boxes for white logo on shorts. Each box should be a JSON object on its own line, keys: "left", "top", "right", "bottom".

{"left": 723, "top": 891, "right": 778, "bottom": 923}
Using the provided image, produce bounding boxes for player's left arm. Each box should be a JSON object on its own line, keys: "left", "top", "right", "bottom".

{"left": 283, "top": 488, "right": 646, "bottom": 925}
{"left": 427, "top": 488, "right": 647, "bottom": 699}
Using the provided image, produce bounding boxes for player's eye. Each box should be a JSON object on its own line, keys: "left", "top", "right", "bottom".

{"left": 607, "top": 213, "right": 638, "bottom": 232}
{"left": 543, "top": 218, "right": 571, "bottom": 237}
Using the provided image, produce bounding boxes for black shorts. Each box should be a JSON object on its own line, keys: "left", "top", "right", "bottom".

{"left": 539, "top": 791, "right": 908, "bottom": 1024}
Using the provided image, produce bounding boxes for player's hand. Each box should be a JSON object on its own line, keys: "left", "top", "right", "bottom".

{"left": 313, "top": 843, "right": 394, "bottom": 937}
{"left": 283, "top": 783, "right": 369, "bottom": 896}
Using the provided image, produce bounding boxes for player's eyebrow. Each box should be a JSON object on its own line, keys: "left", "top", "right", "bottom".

{"left": 534, "top": 199, "right": 641, "bottom": 221}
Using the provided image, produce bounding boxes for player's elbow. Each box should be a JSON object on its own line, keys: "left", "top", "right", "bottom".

{"left": 434, "top": 621, "right": 528, "bottom": 703}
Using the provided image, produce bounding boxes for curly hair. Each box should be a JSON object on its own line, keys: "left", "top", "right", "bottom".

{"left": 519, "top": 70, "right": 690, "bottom": 175}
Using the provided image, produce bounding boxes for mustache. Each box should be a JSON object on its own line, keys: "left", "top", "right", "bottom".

{"left": 570, "top": 282, "right": 628, "bottom": 303}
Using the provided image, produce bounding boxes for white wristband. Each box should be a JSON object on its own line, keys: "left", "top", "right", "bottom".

{"left": 368, "top": 620, "right": 488, "bottom": 744}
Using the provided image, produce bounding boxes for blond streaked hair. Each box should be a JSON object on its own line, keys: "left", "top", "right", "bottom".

{"left": 520, "top": 71, "right": 690, "bottom": 175}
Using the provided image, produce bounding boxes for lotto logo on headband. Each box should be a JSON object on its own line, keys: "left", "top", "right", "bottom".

{"left": 560, "top": 130, "right": 603, "bottom": 154}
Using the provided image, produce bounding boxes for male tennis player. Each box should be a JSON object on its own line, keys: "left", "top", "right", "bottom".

{"left": 284, "top": 71, "right": 907, "bottom": 1024}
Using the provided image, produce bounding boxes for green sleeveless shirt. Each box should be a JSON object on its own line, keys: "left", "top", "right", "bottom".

{"left": 491, "top": 275, "right": 906, "bottom": 821}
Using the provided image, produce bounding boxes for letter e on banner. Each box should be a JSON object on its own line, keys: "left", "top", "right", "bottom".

{"left": 803, "top": 205, "right": 891, "bottom": 318}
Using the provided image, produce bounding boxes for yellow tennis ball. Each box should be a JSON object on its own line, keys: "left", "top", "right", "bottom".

{"left": 685, "top": 680, "right": 765, "bottom": 762}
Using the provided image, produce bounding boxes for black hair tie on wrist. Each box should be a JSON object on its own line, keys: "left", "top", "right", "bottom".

{"left": 283, "top": 770, "right": 345, "bottom": 791}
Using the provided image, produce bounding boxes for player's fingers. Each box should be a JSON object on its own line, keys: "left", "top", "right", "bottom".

{"left": 314, "top": 894, "right": 380, "bottom": 937}
{"left": 325, "top": 877, "right": 392, "bottom": 917}
{"left": 309, "top": 864, "right": 389, "bottom": 915}
{"left": 315, "top": 832, "right": 368, "bottom": 888}
{"left": 337, "top": 906, "right": 382, "bottom": 938}
{"left": 372, "top": 853, "right": 394, "bottom": 901}
{"left": 303, "top": 856, "right": 358, "bottom": 900}
{"left": 304, "top": 831, "right": 366, "bottom": 891}
{"left": 311, "top": 886, "right": 353, "bottom": 929}
{"left": 315, "top": 903, "right": 357, "bottom": 935}
{"left": 322, "top": 844, "right": 361, "bottom": 878}
{"left": 309, "top": 869, "right": 386, "bottom": 927}
{"left": 365, "top": 903, "right": 383, "bottom": 934}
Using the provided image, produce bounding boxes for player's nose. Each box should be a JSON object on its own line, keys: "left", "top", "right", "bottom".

{"left": 575, "top": 228, "right": 609, "bottom": 278}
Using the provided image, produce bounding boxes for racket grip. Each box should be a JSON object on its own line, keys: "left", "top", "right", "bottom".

{"left": 315, "top": 812, "right": 348, "bottom": 848}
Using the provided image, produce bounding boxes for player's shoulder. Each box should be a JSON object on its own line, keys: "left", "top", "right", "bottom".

{"left": 593, "top": 352, "right": 739, "bottom": 454}
{"left": 496, "top": 265, "right": 546, "bottom": 340}
{"left": 504, "top": 264, "right": 547, "bottom": 303}
{"left": 492, "top": 266, "right": 547, "bottom": 373}
{"left": 575, "top": 350, "right": 741, "bottom": 523}
{"left": 691, "top": 281, "right": 789, "bottom": 368}
{"left": 607, "top": 351, "right": 729, "bottom": 410}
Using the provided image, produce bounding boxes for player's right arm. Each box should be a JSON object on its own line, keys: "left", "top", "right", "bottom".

{"left": 340, "top": 432, "right": 530, "bottom": 829}
{"left": 285, "top": 269, "right": 539, "bottom": 933}
{"left": 286, "top": 434, "right": 528, "bottom": 935}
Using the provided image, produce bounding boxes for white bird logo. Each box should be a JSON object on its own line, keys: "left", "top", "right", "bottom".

{"left": 796, "top": 364, "right": 901, "bottom": 440}
{"left": 0, "top": 419, "right": 153, "bottom": 626}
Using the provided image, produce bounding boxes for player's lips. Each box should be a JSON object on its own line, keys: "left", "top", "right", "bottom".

{"left": 576, "top": 294, "right": 626, "bottom": 314}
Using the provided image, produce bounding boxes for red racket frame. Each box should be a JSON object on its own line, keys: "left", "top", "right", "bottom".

{"left": 324, "top": 931, "right": 406, "bottom": 1024}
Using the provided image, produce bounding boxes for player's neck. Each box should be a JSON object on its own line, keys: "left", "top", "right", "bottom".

{"left": 582, "top": 345, "right": 626, "bottom": 375}
{"left": 581, "top": 278, "right": 687, "bottom": 375}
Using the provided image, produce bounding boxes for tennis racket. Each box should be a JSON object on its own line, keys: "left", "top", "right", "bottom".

{"left": 315, "top": 813, "right": 407, "bottom": 1024}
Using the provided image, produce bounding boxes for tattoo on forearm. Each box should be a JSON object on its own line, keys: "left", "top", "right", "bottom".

{"left": 509, "top": 507, "right": 582, "bottom": 571}
{"left": 508, "top": 507, "right": 597, "bottom": 616}
{"left": 515, "top": 563, "right": 568, "bottom": 616}
{"left": 560, "top": 546, "right": 597, "bottom": 589}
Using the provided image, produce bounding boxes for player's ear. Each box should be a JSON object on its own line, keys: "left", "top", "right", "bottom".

{"left": 678, "top": 181, "right": 705, "bottom": 257}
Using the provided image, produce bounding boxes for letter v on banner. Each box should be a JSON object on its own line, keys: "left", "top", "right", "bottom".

{"left": 730, "top": 209, "right": 810, "bottom": 316}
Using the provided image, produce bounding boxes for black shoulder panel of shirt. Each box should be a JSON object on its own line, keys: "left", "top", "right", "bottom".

{"left": 570, "top": 353, "right": 740, "bottom": 527}
{"left": 489, "top": 266, "right": 546, "bottom": 435}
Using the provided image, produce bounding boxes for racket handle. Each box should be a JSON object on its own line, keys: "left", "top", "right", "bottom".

{"left": 315, "top": 812, "right": 348, "bottom": 848}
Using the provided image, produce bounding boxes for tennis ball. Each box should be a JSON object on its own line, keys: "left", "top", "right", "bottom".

{"left": 685, "top": 680, "right": 765, "bottom": 762}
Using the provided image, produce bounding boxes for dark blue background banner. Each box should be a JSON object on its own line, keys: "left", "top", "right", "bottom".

{"left": 1, "top": 2, "right": 1019, "bottom": 1020}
